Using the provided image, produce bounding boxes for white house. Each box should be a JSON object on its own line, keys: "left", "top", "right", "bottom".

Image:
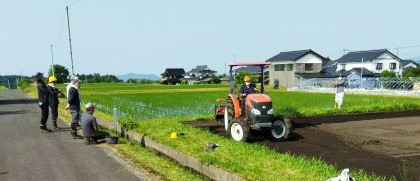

{"left": 335, "top": 49, "right": 401, "bottom": 77}
{"left": 401, "top": 60, "right": 418, "bottom": 70}
{"left": 183, "top": 65, "right": 217, "bottom": 84}
{"left": 266, "top": 49, "right": 327, "bottom": 87}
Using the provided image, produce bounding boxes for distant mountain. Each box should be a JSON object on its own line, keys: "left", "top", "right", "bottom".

{"left": 117, "top": 73, "right": 160, "bottom": 81}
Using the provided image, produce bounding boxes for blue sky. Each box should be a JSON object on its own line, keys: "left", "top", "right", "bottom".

{"left": 1, "top": 0, "right": 420, "bottom": 76}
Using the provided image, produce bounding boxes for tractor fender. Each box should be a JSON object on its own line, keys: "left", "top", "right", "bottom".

{"left": 228, "top": 94, "right": 242, "bottom": 118}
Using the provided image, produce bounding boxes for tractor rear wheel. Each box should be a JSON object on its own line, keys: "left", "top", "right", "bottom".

{"left": 226, "top": 98, "right": 234, "bottom": 121}
{"left": 270, "top": 118, "right": 292, "bottom": 141}
{"left": 224, "top": 98, "right": 235, "bottom": 132}
{"left": 228, "top": 119, "right": 249, "bottom": 142}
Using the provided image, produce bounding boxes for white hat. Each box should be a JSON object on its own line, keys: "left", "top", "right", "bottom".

{"left": 85, "top": 103, "right": 96, "bottom": 109}
{"left": 71, "top": 78, "right": 82, "bottom": 84}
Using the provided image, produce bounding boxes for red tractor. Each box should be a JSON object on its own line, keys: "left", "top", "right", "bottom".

{"left": 214, "top": 62, "right": 292, "bottom": 142}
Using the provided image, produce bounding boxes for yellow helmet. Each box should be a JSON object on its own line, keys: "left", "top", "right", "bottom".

{"left": 244, "top": 75, "right": 251, "bottom": 82}
{"left": 48, "top": 76, "right": 57, "bottom": 83}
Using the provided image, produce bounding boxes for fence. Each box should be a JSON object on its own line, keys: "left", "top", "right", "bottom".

{"left": 289, "top": 77, "right": 420, "bottom": 96}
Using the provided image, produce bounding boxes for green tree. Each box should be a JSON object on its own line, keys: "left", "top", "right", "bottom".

{"left": 235, "top": 72, "right": 257, "bottom": 84}
{"left": 380, "top": 70, "right": 396, "bottom": 78}
{"left": 127, "top": 78, "right": 154, "bottom": 84}
{"left": 48, "top": 64, "right": 70, "bottom": 83}
{"left": 402, "top": 67, "right": 420, "bottom": 77}
{"left": 210, "top": 74, "right": 221, "bottom": 84}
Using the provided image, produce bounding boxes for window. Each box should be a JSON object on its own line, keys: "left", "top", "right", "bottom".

{"left": 376, "top": 63, "right": 383, "bottom": 70}
{"left": 305, "top": 64, "right": 313, "bottom": 71}
{"left": 389, "top": 63, "right": 396, "bottom": 70}
{"left": 340, "top": 64, "right": 346, "bottom": 71}
{"left": 274, "top": 64, "right": 285, "bottom": 71}
{"left": 287, "top": 64, "right": 293, "bottom": 71}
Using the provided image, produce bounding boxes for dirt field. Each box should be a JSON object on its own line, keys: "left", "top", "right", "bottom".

{"left": 189, "top": 114, "right": 420, "bottom": 180}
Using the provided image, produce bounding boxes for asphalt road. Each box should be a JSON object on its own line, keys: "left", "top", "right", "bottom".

{"left": 0, "top": 90, "right": 143, "bottom": 181}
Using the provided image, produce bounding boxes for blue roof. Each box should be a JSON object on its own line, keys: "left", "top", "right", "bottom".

{"left": 336, "top": 49, "right": 400, "bottom": 63}
{"left": 266, "top": 49, "right": 325, "bottom": 62}
{"left": 402, "top": 59, "right": 419, "bottom": 67}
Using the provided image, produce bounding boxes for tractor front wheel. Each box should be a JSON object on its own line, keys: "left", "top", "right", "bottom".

{"left": 228, "top": 119, "right": 249, "bottom": 142}
{"left": 270, "top": 119, "right": 292, "bottom": 141}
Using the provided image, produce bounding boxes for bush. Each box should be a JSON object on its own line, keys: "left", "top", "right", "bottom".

{"left": 210, "top": 75, "right": 221, "bottom": 84}
{"left": 119, "top": 115, "right": 139, "bottom": 130}
{"left": 380, "top": 70, "right": 396, "bottom": 77}
{"left": 18, "top": 79, "right": 33, "bottom": 90}
{"left": 403, "top": 67, "right": 420, "bottom": 77}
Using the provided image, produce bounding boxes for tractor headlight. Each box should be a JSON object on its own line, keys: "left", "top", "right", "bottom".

{"left": 251, "top": 108, "right": 261, "bottom": 115}
{"left": 267, "top": 108, "right": 274, "bottom": 115}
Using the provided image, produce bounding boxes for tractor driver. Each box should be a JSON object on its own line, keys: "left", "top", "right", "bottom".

{"left": 240, "top": 75, "right": 257, "bottom": 106}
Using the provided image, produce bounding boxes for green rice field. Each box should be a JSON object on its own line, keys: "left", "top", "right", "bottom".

{"left": 58, "top": 83, "right": 420, "bottom": 120}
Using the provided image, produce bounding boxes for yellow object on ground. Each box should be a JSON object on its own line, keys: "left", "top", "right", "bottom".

{"left": 170, "top": 132, "right": 177, "bottom": 139}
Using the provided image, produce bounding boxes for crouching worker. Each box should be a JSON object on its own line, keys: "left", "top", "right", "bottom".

{"left": 82, "top": 103, "right": 109, "bottom": 145}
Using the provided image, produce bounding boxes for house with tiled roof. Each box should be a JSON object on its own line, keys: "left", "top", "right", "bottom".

{"left": 335, "top": 49, "right": 402, "bottom": 77}
{"left": 266, "top": 49, "right": 327, "bottom": 87}
{"left": 183, "top": 65, "right": 217, "bottom": 84}
{"left": 160, "top": 68, "right": 185, "bottom": 85}
{"left": 401, "top": 60, "right": 418, "bottom": 70}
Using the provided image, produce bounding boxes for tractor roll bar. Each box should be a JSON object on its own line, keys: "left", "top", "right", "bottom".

{"left": 228, "top": 62, "right": 271, "bottom": 94}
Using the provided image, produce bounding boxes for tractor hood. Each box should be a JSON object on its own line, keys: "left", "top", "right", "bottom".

{"left": 246, "top": 94, "right": 272, "bottom": 104}
{"left": 246, "top": 94, "right": 274, "bottom": 118}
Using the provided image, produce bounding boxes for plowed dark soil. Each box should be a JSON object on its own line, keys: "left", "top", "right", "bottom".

{"left": 189, "top": 114, "right": 420, "bottom": 180}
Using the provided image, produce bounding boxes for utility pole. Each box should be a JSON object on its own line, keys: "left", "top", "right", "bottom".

{"left": 224, "top": 61, "right": 226, "bottom": 75}
{"left": 7, "top": 80, "right": 10, "bottom": 89}
{"left": 361, "top": 58, "right": 364, "bottom": 78}
{"left": 66, "top": 6, "right": 75, "bottom": 75}
{"left": 50, "top": 44, "right": 55, "bottom": 76}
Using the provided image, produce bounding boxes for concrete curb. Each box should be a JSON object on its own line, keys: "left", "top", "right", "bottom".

{"left": 95, "top": 118, "right": 245, "bottom": 181}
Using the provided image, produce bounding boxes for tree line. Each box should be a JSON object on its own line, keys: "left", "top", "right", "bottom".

{"left": 48, "top": 64, "right": 122, "bottom": 83}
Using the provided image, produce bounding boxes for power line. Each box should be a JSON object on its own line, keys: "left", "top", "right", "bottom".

{"left": 69, "top": 0, "right": 83, "bottom": 7}
{"left": 393, "top": 44, "right": 420, "bottom": 50}
{"left": 53, "top": 10, "right": 67, "bottom": 46}
{"left": 393, "top": 44, "right": 420, "bottom": 57}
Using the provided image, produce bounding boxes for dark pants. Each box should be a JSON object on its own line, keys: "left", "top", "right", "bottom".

{"left": 69, "top": 109, "right": 81, "bottom": 135}
{"left": 50, "top": 105, "right": 58, "bottom": 122}
{"left": 88, "top": 131, "right": 109, "bottom": 141}
{"left": 40, "top": 103, "right": 49, "bottom": 126}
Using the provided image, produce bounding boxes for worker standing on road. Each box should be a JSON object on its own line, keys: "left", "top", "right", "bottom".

{"left": 47, "top": 76, "right": 63, "bottom": 129}
{"left": 82, "top": 103, "right": 109, "bottom": 145}
{"left": 36, "top": 72, "right": 52, "bottom": 132}
{"left": 66, "top": 75, "right": 77, "bottom": 99}
{"left": 334, "top": 75, "right": 346, "bottom": 109}
{"left": 66, "top": 75, "right": 82, "bottom": 127}
{"left": 66, "top": 78, "right": 83, "bottom": 139}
